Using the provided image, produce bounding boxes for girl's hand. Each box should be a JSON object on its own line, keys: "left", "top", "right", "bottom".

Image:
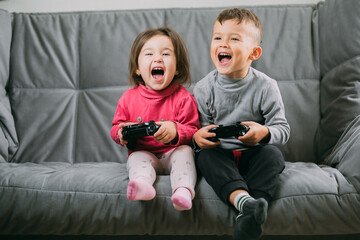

{"left": 154, "top": 121, "right": 178, "bottom": 144}
{"left": 118, "top": 122, "right": 136, "bottom": 146}
{"left": 237, "top": 121, "right": 269, "bottom": 146}
{"left": 193, "top": 125, "right": 220, "bottom": 149}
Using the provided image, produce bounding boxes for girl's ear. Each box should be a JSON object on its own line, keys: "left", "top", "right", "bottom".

{"left": 250, "top": 46, "right": 262, "bottom": 61}
{"left": 136, "top": 69, "right": 141, "bottom": 76}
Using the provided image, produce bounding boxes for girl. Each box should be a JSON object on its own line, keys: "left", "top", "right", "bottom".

{"left": 110, "top": 27, "right": 200, "bottom": 211}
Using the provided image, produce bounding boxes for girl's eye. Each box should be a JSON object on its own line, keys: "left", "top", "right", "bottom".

{"left": 214, "top": 37, "right": 221, "bottom": 40}
{"left": 231, "top": 38, "right": 239, "bottom": 41}
{"left": 163, "top": 53, "right": 170, "bottom": 56}
{"left": 145, "top": 53, "right": 153, "bottom": 56}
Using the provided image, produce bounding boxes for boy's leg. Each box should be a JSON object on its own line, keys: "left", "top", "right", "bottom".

{"left": 240, "top": 145, "right": 285, "bottom": 202}
{"left": 233, "top": 145, "right": 285, "bottom": 240}
{"left": 161, "top": 145, "right": 197, "bottom": 211}
{"left": 126, "top": 151, "right": 159, "bottom": 201}
{"left": 196, "top": 147, "right": 248, "bottom": 204}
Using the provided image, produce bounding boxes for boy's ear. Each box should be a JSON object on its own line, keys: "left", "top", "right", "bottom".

{"left": 250, "top": 46, "right": 262, "bottom": 61}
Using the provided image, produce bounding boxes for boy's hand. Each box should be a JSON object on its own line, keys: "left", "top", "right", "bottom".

{"left": 117, "top": 122, "right": 136, "bottom": 146}
{"left": 154, "top": 121, "right": 178, "bottom": 144}
{"left": 194, "top": 125, "right": 221, "bottom": 149}
{"left": 237, "top": 121, "right": 270, "bottom": 145}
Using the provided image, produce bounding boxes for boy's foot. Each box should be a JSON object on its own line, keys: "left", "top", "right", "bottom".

{"left": 233, "top": 197, "right": 268, "bottom": 240}
{"left": 233, "top": 214, "right": 263, "bottom": 240}
{"left": 127, "top": 179, "right": 156, "bottom": 201}
{"left": 243, "top": 197, "right": 268, "bottom": 224}
{"left": 171, "top": 187, "right": 192, "bottom": 211}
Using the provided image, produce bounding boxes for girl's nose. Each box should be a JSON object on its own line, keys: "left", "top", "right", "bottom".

{"left": 153, "top": 53, "right": 163, "bottom": 62}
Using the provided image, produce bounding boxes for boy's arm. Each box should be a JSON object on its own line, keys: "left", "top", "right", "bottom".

{"left": 193, "top": 82, "right": 214, "bottom": 126}
{"left": 260, "top": 81, "right": 290, "bottom": 145}
{"left": 193, "top": 82, "right": 222, "bottom": 149}
{"left": 238, "top": 121, "right": 270, "bottom": 146}
{"left": 193, "top": 125, "right": 220, "bottom": 149}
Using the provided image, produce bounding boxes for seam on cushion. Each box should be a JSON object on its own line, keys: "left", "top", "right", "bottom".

{"left": 71, "top": 14, "right": 81, "bottom": 165}
{"left": 1, "top": 186, "right": 359, "bottom": 199}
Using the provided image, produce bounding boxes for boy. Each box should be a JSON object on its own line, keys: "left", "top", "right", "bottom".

{"left": 193, "top": 8, "right": 290, "bottom": 240}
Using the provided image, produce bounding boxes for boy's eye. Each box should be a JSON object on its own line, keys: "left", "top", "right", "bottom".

{"left": 214, "top": 37, "right": 221, "bottom": 40}
{"left": 231, "top": 38, "right": 239, "bottom": 41}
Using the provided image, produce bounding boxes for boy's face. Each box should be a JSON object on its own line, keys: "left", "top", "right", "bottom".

{"left": 211, "top": 19, "right": 261, "bottom": 79}
{"left": 137, "top": 35, "right": 177, "bottom": 91}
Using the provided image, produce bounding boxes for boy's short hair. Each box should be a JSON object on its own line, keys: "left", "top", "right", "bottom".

{"left": 129, "top": 27, "right": 191, "bottom": 87}
{"left": 217, "top": 8, "right": 263, "bottom": 44}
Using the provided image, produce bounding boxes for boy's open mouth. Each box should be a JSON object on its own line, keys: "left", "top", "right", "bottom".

{"left": 218, "top": 53, "right": 232, "bottom": 64}
{"left": 151, "top": 67, "right": 164, "bottom": 81}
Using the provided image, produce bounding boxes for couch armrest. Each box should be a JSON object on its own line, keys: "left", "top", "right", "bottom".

{"left": 324, "top": 114, "right": 360, "bottom": 192}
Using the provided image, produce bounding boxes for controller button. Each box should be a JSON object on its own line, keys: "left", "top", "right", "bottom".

{"left": 137, "top": 116, "right": 142, "bottom": 123}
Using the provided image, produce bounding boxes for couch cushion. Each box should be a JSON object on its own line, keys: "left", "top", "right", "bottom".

{"left": 0, "top": 161, "right": 359, "bottom": 235}
{"left": 324, "top": 114, "right": 360, "bottom": 192}
{"left": 318, "top": 0, "right": 360, "bottom": 160}
{"left": 0, "top": 9, "right": 18, "bottom": 163}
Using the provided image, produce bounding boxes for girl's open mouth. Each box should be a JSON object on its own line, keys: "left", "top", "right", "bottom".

{"left": 151, "top": 68, "right": 164, "bottom": 81}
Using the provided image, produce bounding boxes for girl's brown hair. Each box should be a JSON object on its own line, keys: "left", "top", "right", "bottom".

{"left": 129, "top": 27, "right": 191, "bottom": 87}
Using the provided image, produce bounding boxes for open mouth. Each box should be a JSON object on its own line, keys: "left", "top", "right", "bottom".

{"left": 151, "top": 67, "right": 164, "bottom": 81}
{"left": 218, "top": 53, "right": 232, "bottom": 64}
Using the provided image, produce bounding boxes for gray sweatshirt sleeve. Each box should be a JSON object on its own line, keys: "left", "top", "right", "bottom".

{"left": 261, "top": 80, "right": 290, "bottom": 145}
{"left": 193, "top": 76, "right": 214, "bottom": 127}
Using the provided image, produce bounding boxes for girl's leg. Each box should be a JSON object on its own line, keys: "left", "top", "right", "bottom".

{"left": 161, "top": 145, "right": 197, "bottom": 211}
{"left": 127, "top": 151, "right": 160, "bottom": 201}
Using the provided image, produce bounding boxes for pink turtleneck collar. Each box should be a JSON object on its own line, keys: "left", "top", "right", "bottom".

{"left": 137, "top": 83, "right": 180, "bottom": 99}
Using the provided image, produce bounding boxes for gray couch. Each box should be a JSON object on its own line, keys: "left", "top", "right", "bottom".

{"left": 1, "top": 0, "right": 360, "bottom": 239}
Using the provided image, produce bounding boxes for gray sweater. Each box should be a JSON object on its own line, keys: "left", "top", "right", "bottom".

{"left": 193, "top": 67, "right": 290, "bottom": 151}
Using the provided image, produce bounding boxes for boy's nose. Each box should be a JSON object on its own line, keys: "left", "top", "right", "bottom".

{"left": 219, "top": 40, "right": 229, "bottom": 48}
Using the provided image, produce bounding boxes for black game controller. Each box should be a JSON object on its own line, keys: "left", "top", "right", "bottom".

{"left": 208, "top": 122, "right": 249, "bottom": 142}
{"left": 122, "top": 120, "right": 160, "bottom": 150}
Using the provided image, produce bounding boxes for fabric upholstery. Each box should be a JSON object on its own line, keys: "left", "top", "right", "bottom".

{"left": 0, "top": 10, "right": 17, "bottom": 163}
{"left": 0, "top": 0, "right": 360, "bottom": 237}
{"left": 318, "top": 0, "right": 360, "bottom": 160}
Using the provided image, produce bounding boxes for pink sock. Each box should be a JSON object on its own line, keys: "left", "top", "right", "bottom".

{"left": 171, "top": 187, "right": 192, "bottom": 211}
{"left": 127, "top": 179, "right": 156, "bottom": 201}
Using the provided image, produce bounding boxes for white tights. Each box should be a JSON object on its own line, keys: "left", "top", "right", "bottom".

{"left": 127, "top": 145, "right": 197, "bottom": 198}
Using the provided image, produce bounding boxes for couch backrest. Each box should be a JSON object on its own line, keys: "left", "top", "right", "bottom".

{"left": 4, "top": 1, "right": 359, "bottom": 164}
{"left": 6, "top": 6, "right": 319, "bottom": 164}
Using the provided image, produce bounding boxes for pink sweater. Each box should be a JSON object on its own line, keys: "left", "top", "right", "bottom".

{"left": 110, "top": 84, "right": 200, "bottom": 155}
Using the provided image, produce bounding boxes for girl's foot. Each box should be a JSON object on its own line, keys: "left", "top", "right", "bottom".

{"left": 127, "top": 179, "right": 156, "bottom": 201}
{"left": 171, "top": 187, "right": 192, "bottom": 211}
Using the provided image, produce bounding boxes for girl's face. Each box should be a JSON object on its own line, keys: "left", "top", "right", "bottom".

{"left": 136, "top": 35, "right": 177, "bottom": 91}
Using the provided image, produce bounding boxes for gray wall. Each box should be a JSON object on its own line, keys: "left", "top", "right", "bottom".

{"left": 0, "top": 0, "right": 322, "bottom": 13}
